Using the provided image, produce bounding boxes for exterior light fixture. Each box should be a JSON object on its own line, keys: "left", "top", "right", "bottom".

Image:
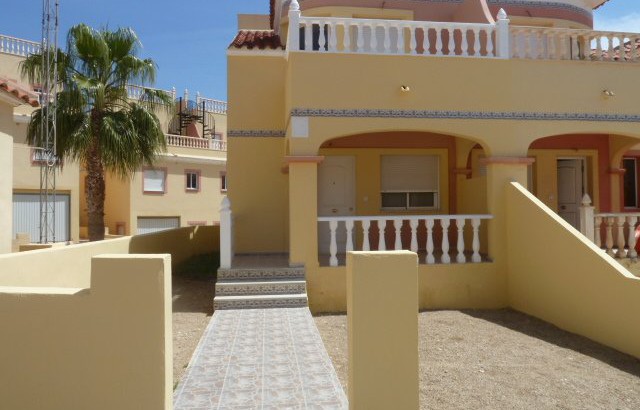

{"left": 602, "top": 89, "right": 615, "bottom": 97}
{"left": 400, "top": 85, "right": 410, "bottom": 92}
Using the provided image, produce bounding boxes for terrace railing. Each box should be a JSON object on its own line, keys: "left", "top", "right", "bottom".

{"left": 579, "top": 195, "right": 640, "bottom": 259}
{"left": 126, "top": 84, "right": 176, "bottom": 101}
{"left": 0, "top": 34, "right": 40, "bottom": 57}
{"left": 317, "top": 214, "right": 492, "bottom": 267}
{"left": 511, "top": 27, "right": 640, "bottom": 62}
{"left": 166, "top": 134, "right": 227, "bottom": 151}
{"left": 196, "top": 94, "right": 228, "bottom": 114}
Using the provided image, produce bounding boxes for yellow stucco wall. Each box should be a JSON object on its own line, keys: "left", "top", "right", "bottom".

{"left": 0, "top": 254, "right": 172, "bottom": 410}
{"left": 0, "top": 53, "right": 24, "bottom": 81}
{"left": 506, "top": 182, "right": 640, "bottom": 359}
{"left": 0, "top": 131, "right": 13, "bottom": 253}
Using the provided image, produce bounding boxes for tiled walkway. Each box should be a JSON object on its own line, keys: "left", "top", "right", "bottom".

{"left": 173, "top": 308, "right": 348, "bottom": 409}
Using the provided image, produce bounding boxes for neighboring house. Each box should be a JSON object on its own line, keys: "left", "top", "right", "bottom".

{"left": 0, "top": 34, "right": 228, "bottom": 242}
{"left": 225, "top": 0, "right": 640, "bottom": 312}
{"left": 0, "top": 37, "right": 81, "bottom": 246}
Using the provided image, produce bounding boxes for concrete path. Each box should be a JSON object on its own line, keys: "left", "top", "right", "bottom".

{"left": 173, "top": 308, "right": 348, "bottom": 409}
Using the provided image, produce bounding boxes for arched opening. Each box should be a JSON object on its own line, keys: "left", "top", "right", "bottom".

{"left": 316, "top": 131, "right": 488, "bottom": 265}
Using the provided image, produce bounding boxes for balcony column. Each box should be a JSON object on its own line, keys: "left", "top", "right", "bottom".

{"left": 287, "top": 156, "right": 324, "bottom": 267}
{"left": 609, "top": 167, "right": 625, "bottom": 212}
{"left": 482, "top": 156, "right": 534, "bottom": 303}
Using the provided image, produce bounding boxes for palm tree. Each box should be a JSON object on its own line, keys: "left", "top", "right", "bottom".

{"left": 21, "top": 24, "right": 171, "bottom": 241}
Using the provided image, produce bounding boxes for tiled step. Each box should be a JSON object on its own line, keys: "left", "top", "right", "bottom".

{"left": 217, "top": 267, "right": 305, "bottom": 281}
{"left": 215, "top": 279, "right": 306, "bottom": 296}
{"left": 213, "top": 294, "right": 308, "bottom": 310}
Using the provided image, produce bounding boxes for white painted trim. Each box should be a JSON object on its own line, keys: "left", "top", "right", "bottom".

{"left": 226, "top": 49, "right": 286, "bottom": 57}
{"left": 158, "top": 153, "right": 227, "bottom": 165}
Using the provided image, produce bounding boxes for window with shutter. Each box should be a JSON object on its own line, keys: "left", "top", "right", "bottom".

{"left": 143, "top": 169, "right": 166, "bottom": 193}
{"left": 380, "top": 155, "right": 439, "bottom": 210}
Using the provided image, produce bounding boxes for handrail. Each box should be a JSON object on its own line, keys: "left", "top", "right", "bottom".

{"left": 0, "top": 34, "right": 40, "bottom": 57}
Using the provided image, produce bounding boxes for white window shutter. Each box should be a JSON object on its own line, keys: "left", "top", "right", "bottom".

{"left": 381, "top": 155, "right": 439, "bottom": 192}
{"left": 144, "top": 169, "right": 165, "bottom": 192}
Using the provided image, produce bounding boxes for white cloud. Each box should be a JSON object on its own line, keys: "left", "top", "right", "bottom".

{"left": 593, "top": 12, "right": 640, "bottom": 33}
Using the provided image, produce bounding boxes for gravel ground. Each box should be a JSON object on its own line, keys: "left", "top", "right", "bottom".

{"left": 172, "top": 275, "right": 214, "bottom": 387}
{"left": 314, "top": 309, "right": 640, "bottom": 410}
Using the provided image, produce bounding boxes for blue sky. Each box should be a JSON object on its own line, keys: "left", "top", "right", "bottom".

{"left": 1, "top": 1, "right": 637, "bottom": 101}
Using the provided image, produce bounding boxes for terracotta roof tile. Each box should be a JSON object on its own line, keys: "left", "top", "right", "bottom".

{"left": 230, "top": 30, "right": 284, "bottom": 50}
{"left": 594, "top": 0, "right": 610, "bottom": 10}
{"left": 591, "top": 38, "right": 640, "bottom": 61}
{"left": 0, "top": 76, "right": 39, "bottom": 107}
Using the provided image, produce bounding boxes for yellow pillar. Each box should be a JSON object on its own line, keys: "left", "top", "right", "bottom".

{"left": 483, "top": 157, "right": 533, "bottom": 306}
{"left": 0, "top": 132, "right": 13, "bottom": 254}
{"left": 347, "top": 251, "right": 419, "bottom": 410}
{"left": 287, "top": 157, "right": 322, "bottom": 266}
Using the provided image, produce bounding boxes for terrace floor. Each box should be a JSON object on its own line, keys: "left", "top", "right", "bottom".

{"left": 315, "top": 309, "right": 640, "bottom": 410}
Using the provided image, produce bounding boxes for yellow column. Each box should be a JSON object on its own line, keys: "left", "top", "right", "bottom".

{"left": 347, "top": 251, "right": 419, "bottom": 410}
{"left": 483, "top": 157, "right": 533, "bottom": 305}
{"left": 0, "top": 132, "right": 13, "bottom": 254}
{"left": 287, "top": 157, "right": 322, "bottom": 266}
{"left": 609, "top": 168, "right": 624, "bottom": 212}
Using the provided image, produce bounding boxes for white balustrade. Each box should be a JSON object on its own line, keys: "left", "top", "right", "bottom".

{"left": 126, "top": 84, "right": 176, "bottom": 101}
{"left": 317, "top": 214, "right": 492, "bottom": 267}
{"left": 165, "top": 134, "right": 227, "bottom": 151}
{"left": 579, "top": 196, "right": 640, "bottom": 259}
{"left": 0, "top": 34, "right": 40, "bottom": 57}
{"left": 195, "top": 95, "right": 228, "bottom": 114}
{"left": 511, "top": 26, "right": 640, "bottom": 63}
{"left": 289, "top": 11, "right": 502, "bottom": 59}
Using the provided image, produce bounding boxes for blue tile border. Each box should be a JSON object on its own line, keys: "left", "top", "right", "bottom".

{"left": 228, "top": 130, "right": 286, "bottom": 137}
{"left": 290, "top": 108, "right": 640, "bottom": 123}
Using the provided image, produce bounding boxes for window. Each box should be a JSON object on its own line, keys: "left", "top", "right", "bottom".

{"left": 623, "top": 158, "right": 637, "bottom": 208}
{"left": 220, "top": 171, "right": 227, "bottom": 192}
{"left": 143, "top": 168, "right": 166, "bottom": 193}
{"left": 185, "top": 170, "right": 200, "bottom": 192}
{"left": 380, "top": 155, "right": 439, "bottom": 210}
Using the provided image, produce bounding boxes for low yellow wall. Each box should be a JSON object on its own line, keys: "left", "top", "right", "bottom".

{"left": 0, "top": 254, "right": 172, "bottom": 410}
{"left": 0, "top": 225, "right": 219, "bottom": 288}
{"left": 506, "top": 182, "right": 640, "bottom": 358}
{"left": 309, "top": 261, "right": 502, "bottom": 313}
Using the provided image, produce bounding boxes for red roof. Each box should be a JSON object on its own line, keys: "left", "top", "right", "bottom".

{"left": 230, "top": 30, "right": 284, "bottom": 50}
{"left": 0, "top": 76, "right": 39, "bottom": 107}
{"left": 594, "top": 0, "right": 610, "bottom": 10}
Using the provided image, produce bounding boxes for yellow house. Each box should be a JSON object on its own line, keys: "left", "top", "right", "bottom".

{"left": 1, "top": 33, "right": 228, "bottom": 242}
{"left": 225, "top": 0, "right": 640, "bottom": 356}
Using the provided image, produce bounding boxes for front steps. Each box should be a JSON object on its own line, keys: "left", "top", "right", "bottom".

{"left": 214, "top": 266, "right": 307, "bottom": 310}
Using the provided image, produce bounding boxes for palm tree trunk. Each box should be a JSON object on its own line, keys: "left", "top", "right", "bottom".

{"left": 86, "top": 138, "right": 106, "bottom": 241}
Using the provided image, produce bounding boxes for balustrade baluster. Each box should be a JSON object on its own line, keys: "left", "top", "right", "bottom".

{"left": 511, "top": 31, "right": 519, "bottom": 58}
{"left": 627, "top": 216, "right": 638, "bottom": 258}
{"left": 447, "top": 28, "right": 455, "bottom": 56}
{"left": 393, "top": 219, "right": 402, "bottom": 250}
{"left": 329, "top": 220, "right": 338, "bottom": 267}
{"left": 631, "top": 37, "right": 639, "bottom": 62}
{"left": 594, "top": 216, "right": 602, "bottom": 248}
{"left": 409, "top": 219, "right": 419, "bottom": 252}
{"left": 356, "top": 24, "right": 364, "bottom": 52}
{"left": 383, "top": 24, "right": 391, "bottom": 54}
{"left": 616, "top": 216, "right": 626, "bottom": 258}
{"left": 409, "top": 25, "right": 417, "bottom": 55}
{"left": 328, "top": 23, "right": 337, "bottom": 52}
{"left": 398, "top": 26, "right": 406, "bottom": 54}
{"left": 370, "top": 24, "right": 378, "bottom": 52}
{"left": 421, "top": 26, "right": 429, "bottom": 56}
{"left": 305, "top": 22, "right": 312, "bottom": 51}
{"left": 426, "top": 219, "right": 435, "bottom": 264}
{"left": 441, "top": 219, "right": 451, "bottom": 264}
{"left": 607, "top": 34, "right": 614, "bottom": 61}
{"left": 548, "top": 31, "right": 556, "bottom": 59}
{"left": 435, "top": 28, "right": 443, "bottom": 56}
{"left": 471, "top": 218, "right": 481, "bottom": 263}
{"left": 595, "top": 35, "right": 603, "bottom": 60}
{"left": 319, "top": 22, "right": 327, "bottom": 51}
{"left": 346, "top": 220, "right": 354, "bottom": 253}
{"left": 461, "top": 28, "right": 469, "bottom": 56}
{"left": 456, "top": 218, "right": 466, "bottom": 263}
{"left": 377, "top": 219, "right": 386, "bottom": 251}
{"left": 362, "top": 219, "right": 370, "bottom": 251}
{"left": 486, "top": 28, "right": 494, "bottom": 57}
{"left": 605, "top": 217, "right": 615, "bottom": 257}
{"left": 524, "top": 30, "right": 532, "bottom": 59}
{"left": 536, "top": 31, "right": 544, "bottom": 59}
{"left": 343, "top": 23, "right": 351, "bottom": 52}
{"left": 472, "top": 28, "right": 480, "bottom": 56}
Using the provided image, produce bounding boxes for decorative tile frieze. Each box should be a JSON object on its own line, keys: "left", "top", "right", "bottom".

{"left": 228, "top": 129, "right": 286, "bottom": 138}
{"left": 291, "top": 108, "right": 640, "bottom": 123}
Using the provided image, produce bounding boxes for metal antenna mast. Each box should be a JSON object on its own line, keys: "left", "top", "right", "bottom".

{"left": 39, "top": 0, "right": 59, "bottom": 243}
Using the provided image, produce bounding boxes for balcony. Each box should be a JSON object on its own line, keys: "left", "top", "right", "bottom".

{"left": 165, "top": 134, "right": 227, "bottom": 152}
{"left": 0, "top": 34, "right": 40, "bottom": 57}
{"left": 286, "top": 7, "right": 640, "bottom": 64}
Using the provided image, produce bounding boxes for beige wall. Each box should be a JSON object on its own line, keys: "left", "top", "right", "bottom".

{"left": 506, "top": 182, "right": 640, "bottom": 359}
{"left": 0, "top": 225, "right": 219, "bottom": 288}
{"left": 0, "top": 131, "right": 13, "bottom": 253}
{"left": 0, "top": 52, "right": 25, "bottom": 81}
{"left": 0, "top": 254, "right": 172, "bottom": 410}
